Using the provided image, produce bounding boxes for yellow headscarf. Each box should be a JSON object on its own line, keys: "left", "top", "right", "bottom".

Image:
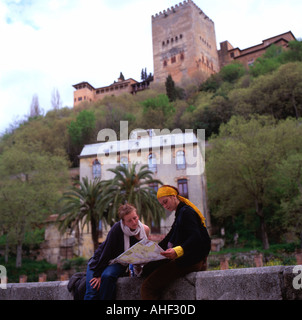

{"left": 157, "top": 185, "right": 206, "bottom": 227}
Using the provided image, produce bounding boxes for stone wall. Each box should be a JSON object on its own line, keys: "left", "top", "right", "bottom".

{"left": 152, "top": 0, "right": 219, "bottom": 84}
{"left": 1, "top": 266, "right": 301, "bottom": 300}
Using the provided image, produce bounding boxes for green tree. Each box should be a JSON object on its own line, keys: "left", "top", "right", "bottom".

{"left": 165, "top": 75, "right": 177, "bottom": 102}
{"left": 68, "top": 110, "right": 96, "bottom": 146}
{"left": 206, "top": 116, "right": 302, "bottom": 249}
{"left": 142, "top": 94, "right": 174, "bottom": 116}
{"left": 195, "top": 95, "right": 233, "bottom": 138}
{"left": 267, "top": 62, "right": 302, "bottom": 119}
{"left": 282, "top": 40, "right": 302, "bottom": 63}
{"left": 140, "top": 94, "right": 175, "bottom": 128}
{"left": 0, "top": 142, "right": 69, "bottom": 267}
{"left": 68, "top": 110, "right": 96, "bottom": 166}
{"left": 141, "top": 68, "right": 147, "bottom": 81}
{"left": 58, "top": 177, "right": 104, "bottom": 251}
{"left": 199, "top": 73, "right": 222, "bottom": 93}
{"left": 165, "top": 75, "right": 185, "bottom": 102}
{"left": 119, "top": 72, "right": 125, "bottom": 81}
{"left": 6, "top": 117, "right": 68, "bottom": 158}
{"left": 220, "top": 62, "right": 245, "bottom": 83}
{"left": 250, "top": 44, "right": 283, "bottom": 77}
{"left": 230, "top": 62, "right": 302, "bottom": 120}
{"left": 272, "top": 153, "right": 302, "bottom": 246}
{"left": 99, "top": 164, "right": 165, "bottom": 227}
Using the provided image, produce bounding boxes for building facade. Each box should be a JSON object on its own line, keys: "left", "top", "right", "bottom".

{"left": 152, "top": 0, "right": 219, "bottom": 84}
{"left": 73, "top": 75, "right": 138, "bottom": 108}
{"left": 73, "top": 75, "right": 153, "bottom": 108}
{"left": 78, "top": 129, "right": 210, "bottom": 258}
{"left": 218, "top": 31, "right": 296, "bottom": 68}
{"left": 72, "top": 1, "right": 296, "bottom": 106}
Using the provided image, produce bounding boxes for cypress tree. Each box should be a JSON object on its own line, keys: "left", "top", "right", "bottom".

{"left": 165, "top": 74, "right": 177, "bottom": 102}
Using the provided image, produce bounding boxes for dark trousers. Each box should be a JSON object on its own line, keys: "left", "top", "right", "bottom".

{"left": 141, "top": 258, "right": 207, "bottom": 300}
{"left": 84, "top": 263, "right": 127, "bottom": 300}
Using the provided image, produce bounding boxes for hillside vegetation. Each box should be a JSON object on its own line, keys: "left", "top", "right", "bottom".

{"left": 1, "top": 42, "right": 302, "bottom": 163}
{"left": 1, "top": 40, "right": 302, "bottom": 254}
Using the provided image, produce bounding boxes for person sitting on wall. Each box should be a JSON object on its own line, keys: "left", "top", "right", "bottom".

{"left": 140, "top": 185, "right": 211, "bottom": 300}
{"left": 84, "top": 203, "right": 150, "bottom": 300}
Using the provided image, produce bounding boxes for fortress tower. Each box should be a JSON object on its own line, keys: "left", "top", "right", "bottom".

{"left": 152, "top": 0, "right": 219, "bottom": 84}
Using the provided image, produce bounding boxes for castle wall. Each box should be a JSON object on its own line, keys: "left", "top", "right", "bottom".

{"left": 152, "top": 0, "right": 219, "bottom": 84}
{"left": 218, "top": 31, "right": 296, "bottom": 68}
{"left": 73, "top": 85, "right": 95, "bottom": 106}
{"left": 93, "top": 79, "right": 137, "bottom": 102}
{"left": 72, "top": 4, "right": 296, "bottom": 104}
{"left": 235, "top": 38, "right": 292, "bottom": 67}
{"left": 73, "top": 78, "right": 138, "bottom": 108}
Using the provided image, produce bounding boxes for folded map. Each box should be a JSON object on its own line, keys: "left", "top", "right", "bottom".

{"left": 110, "top": 239, "right": 166, "bottom": 265}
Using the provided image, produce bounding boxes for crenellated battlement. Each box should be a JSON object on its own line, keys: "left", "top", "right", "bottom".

{"left": 152, "top": 0, "right": 213, "bottom": 24}
{"left": 152, "top": 0, "right": 219, "bottom": 84}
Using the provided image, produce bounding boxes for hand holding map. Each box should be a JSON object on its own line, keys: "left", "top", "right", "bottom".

{"left": 110, "top": 239, "right": 167, "bottom": 265}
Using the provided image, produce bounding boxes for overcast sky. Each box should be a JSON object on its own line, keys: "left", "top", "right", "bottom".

{"left": 1, "top": 0, "right": 301, "bottom": 134}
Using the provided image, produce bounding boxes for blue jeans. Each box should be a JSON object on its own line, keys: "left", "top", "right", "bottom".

{"left": 84, "top": 263, "right": 127, "bottom": 300}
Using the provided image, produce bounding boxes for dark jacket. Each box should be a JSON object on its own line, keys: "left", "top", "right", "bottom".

{"left": 159, "top": 202, "right": 211, "bottom": 267}
{"left": 88, "top": 221, "right": 139, "bottom": 277}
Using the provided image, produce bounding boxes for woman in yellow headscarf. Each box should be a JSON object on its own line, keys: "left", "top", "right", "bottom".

{"left": 141, "top": 185, "right": 211, "bottom": 300}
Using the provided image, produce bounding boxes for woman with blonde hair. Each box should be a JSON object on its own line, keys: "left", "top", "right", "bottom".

{"left": 141, "top": 185, "right": 210, "bottom": 300}
{"left": 85, "top": 203, "right": 150, "bottom": 300}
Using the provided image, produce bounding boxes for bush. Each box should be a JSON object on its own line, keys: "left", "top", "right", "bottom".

{"left": 0, "top": 257, "right": 56, "bottom": 283}
{"left": 62, "top": 257, "right": 87, "bottom": 272}
{"left": 220, "top": 62, "right": 246, "bottom": 83}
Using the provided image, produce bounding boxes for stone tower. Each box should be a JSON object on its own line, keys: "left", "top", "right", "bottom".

{"left": 152, "top": 0, "right": 219, "bottom": 84}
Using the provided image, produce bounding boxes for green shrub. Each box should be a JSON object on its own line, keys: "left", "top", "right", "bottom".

{"left": 62, "top": 257, "right": 87, "bottom": 272}
{"left": 0, "top": 257, "right": 56, "bottom": 283}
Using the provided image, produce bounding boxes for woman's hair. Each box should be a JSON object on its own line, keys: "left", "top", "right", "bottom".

{"left": 118, "top": 203, "right": 137, "bottom": 220}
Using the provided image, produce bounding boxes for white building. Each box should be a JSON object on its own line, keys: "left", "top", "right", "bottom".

{"left": 78, "top": 128, "right": 210, "bottom": 257}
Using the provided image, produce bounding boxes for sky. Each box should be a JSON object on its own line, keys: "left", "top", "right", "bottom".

{"left": 0, "top": 0, "right": 301, "bottom": 134}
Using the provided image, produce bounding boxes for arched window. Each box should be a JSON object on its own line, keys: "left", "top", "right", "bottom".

{"left": 148, "top": 153, "right": 157, "bottom": 173}
{"left": 176, "top": 150, "right": 186, "bottom": 170}
{"left": 120, "top": 156, "right": 128, "bottom": 169}
{"left": 92, "top": 159, "right": 101, "bottom": 179}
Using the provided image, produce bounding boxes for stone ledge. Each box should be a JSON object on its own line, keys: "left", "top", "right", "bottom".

{"left": 0, "top": 266, "right": 301, "bottom": 300}
{"left": 0, "top": 281, "right": 73, "bottom": 300}
{"left": 196, "top": 266, "right": 284, "bottom": 300}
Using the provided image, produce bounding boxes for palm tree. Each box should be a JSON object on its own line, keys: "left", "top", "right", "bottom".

{"left": 99, "top": 164, "right": 165, "bottom": 227}
{"left": 58, "top": 177, "right": 104, "bottom": 251}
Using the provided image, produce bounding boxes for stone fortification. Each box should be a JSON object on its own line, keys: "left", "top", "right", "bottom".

{"left": 152, "top": 0, "right": 219, "bottom": 84}
{"left": 152, "top": 0, "right": 213, "bottom": 22}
